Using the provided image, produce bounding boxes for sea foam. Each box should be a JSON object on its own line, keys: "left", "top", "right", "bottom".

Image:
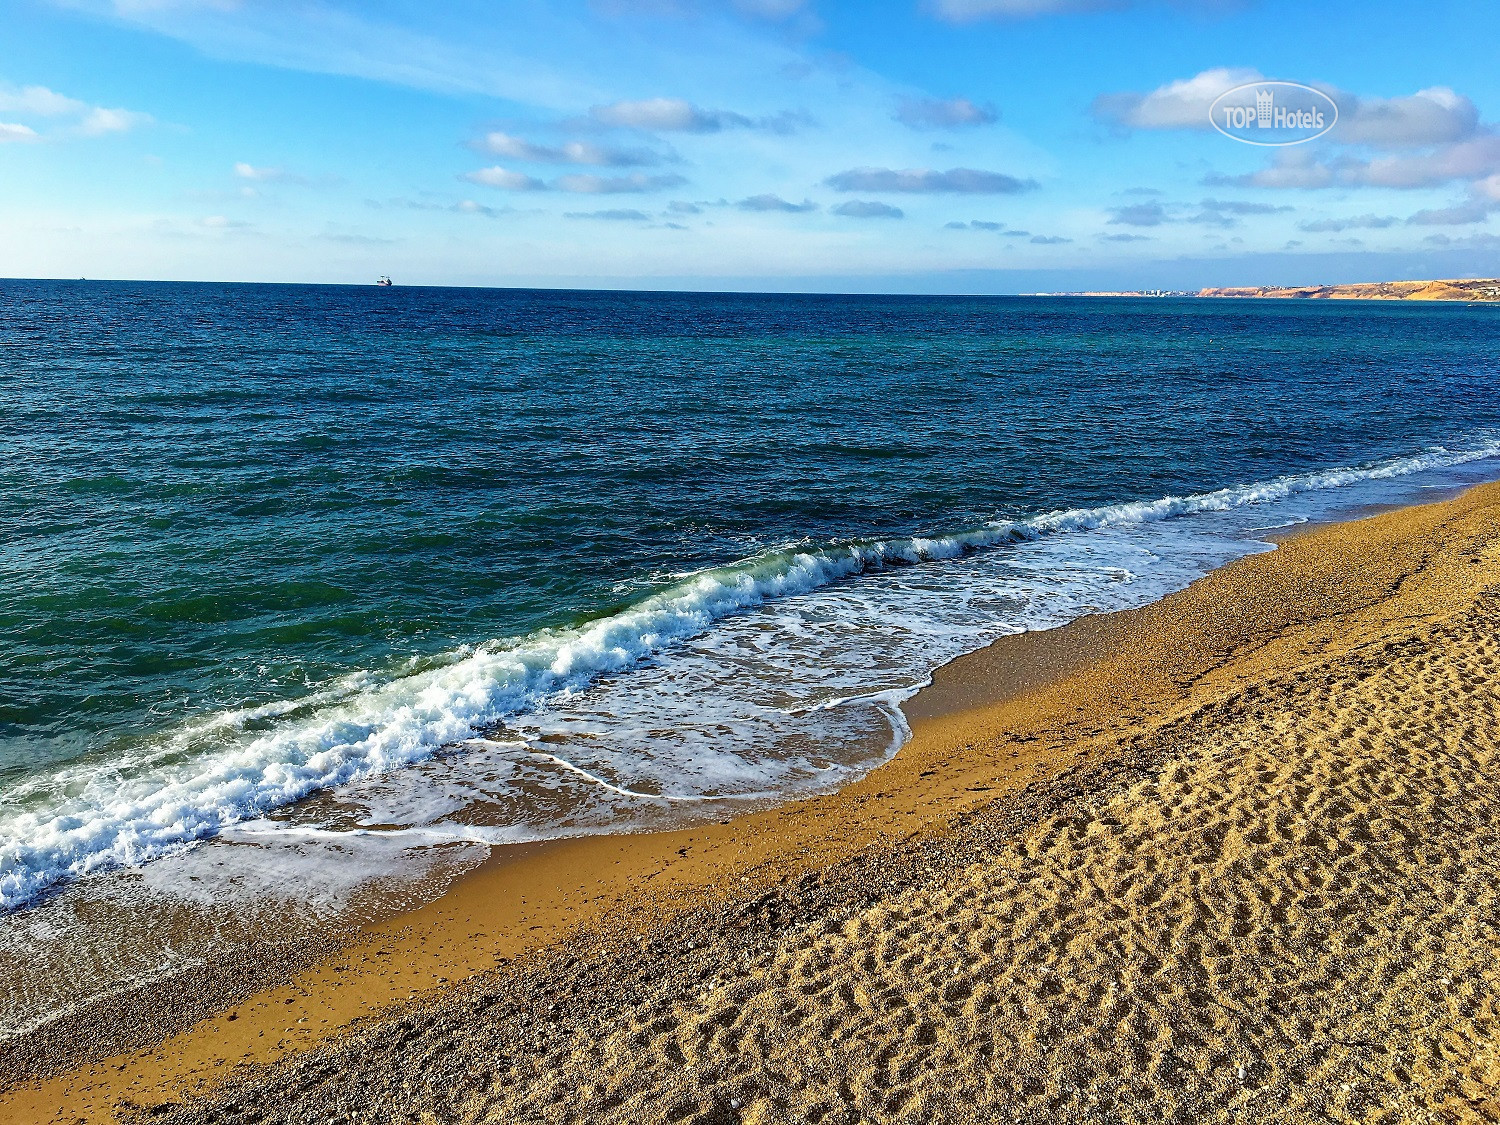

{"left": 3, "top": 436, "right": 1499, "bottom": 910}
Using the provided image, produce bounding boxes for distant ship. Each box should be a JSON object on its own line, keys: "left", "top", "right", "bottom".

{"left": 376, "top": 276, "right": 392, "bottom": 287}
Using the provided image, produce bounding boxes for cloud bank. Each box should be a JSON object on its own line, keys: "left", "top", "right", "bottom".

{"left": 462, "top": 166, "right": 687, "bottom": 193}
{"left": 476, "top": 132, "right": 668, "bottom": 167}
{"left": 894, "top": 96, "right": 997, "bottom": 130}
{"left": 589, "top": 97, "right": 802, "bottom": 134}
{"left": 832, "top": 200, "right": 904, "bottom": 218}
{"left": 737, "top": 193, "right": 819, "bottom": 212}
{"left": 826, "top": 167, "right": 1037, "bottom": 193}
{"left": 1092, "top": 68, "right": 1261, "bottom": 132}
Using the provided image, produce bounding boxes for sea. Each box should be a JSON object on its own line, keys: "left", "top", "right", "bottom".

{"left": 2, "top": 280, "right": 1499, "bottom": 1034}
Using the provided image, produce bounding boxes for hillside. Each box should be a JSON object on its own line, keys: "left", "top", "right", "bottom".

{"left": 1197, "top": 278, "right": 1500, "bottom": 301}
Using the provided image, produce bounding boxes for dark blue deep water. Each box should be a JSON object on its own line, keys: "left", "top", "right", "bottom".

{"left": 2, "top": 280, "right": 1498, "bottom": 911}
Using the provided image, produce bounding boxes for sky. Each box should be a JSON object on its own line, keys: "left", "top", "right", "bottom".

{"left": 2, "top": 0, "right": 1498, "bottom": 291}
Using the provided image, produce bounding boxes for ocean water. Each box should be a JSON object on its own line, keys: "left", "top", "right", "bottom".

{"left": 2, "top": 281, "right": 1499, "bottom": 1026}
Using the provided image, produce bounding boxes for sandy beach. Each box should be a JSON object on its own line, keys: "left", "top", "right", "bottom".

{"left": 6, "top": 2, "right": 1500, "bottom": 1119}
{"left": 7, "top": 481, "right": 1500, "bottom": 1123}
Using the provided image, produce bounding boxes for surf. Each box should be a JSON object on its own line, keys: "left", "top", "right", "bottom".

{"left": 4, "top": 433, "right": 1499, "bottom": 911}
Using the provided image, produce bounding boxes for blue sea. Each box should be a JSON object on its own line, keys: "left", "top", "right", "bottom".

{"left": 2, "top": 281, "right": 1499, "bottom": 1026}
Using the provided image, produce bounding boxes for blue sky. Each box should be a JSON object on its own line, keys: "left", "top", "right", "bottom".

{"left": 2, "top": 0, "right": 1498, "bottom": 290}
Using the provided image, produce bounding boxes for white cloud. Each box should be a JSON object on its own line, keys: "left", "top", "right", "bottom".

{"left": 825, "top": 167, "right": 1037, "bottom": 193}
{"left": 592, "top": 97, "right": 746, "bottom": 132}
{"left": 1298, "top": 214, "right": 1398, "bottom": 233}
{"left": 1098, "top": 74, "right": 1483, "bottom": 152}
{"left": 588, "top": 97, "right": 803, "bottom": 134}
{"left": 0, "top": 85, "right": 88, "bottom": 116}
{"left": 232, "top": 161, "right": 337, "bottom": 189}
{"left": 1112, "top": 73, "right": 1498, "bottom": 201}
{"left": 1214, "top": 134, "right": 1500, "bottom": 191}
{"left": 459, "top": 165, "right": 686, "bottom": 193}
{"left": 1421, "top": 231, "right": 1500, "bottom": 250}
{"left": 1092, "top": 68, "right": 1262, "bottom": 132}
{"left": 555, "top": 172, "right": 688, "bottom": 193}
{"left": 475, "top": 131, "right": 666, "bottom": 167}
{"left": 562, "top": 208, "right": 651, "bottom": 220}
{"left": 0, "top": 122, "right": 39, "bottom": 143}
{"left": 832, "top": 200, "right": 904, "bottom": 218}
{"left": 1335, "top": 87, "right": 1479, "bottom": 149}
{"left": 462, "top": 166, "right": 548, "bottom": 191}
{"left": 1131, "top": 72, "right": 1496, "bottom": 206}
{"left": 234, "top": 161, "right": 293, "bottom": 181}
{"left": 1352, "top": 134, "right": 1500, "bottom": 188}
{"left": 1196, "top": 198, "right": 1289, "bottom": 216}
{"left": 894, "top": 96, "right": 997, "bottom": 130}
{"left": 738, "top": 193, "right": 818, "bottom": 212}
{"left": 1101, "top": 197, "right": 1290, "bottom": 230}
{"left": 77, "top": 106, "right": 152, "bottom": 135}
{"left": 317, "top": 232, "right": 397, "bottom": 246}
{"left": 1205, "top": 147, "right": 1332, "bottom": 190}
{"left": 0, "top": 83, "right": 151, "bottom": 139}
{"left": 379, "top": 196, "right": 515, "bottom": 219}
{"left": 453, "top": 199, "right": 510, "bottom": 218}
{"left": 1108, "top": 201, "right": 1167, "bottom": 226}
{"left": 1404, "top": 177, "right": 1500, "bottom": 226}
{"left": 1404, "top": 201, "right": 1495, "bottom": 226}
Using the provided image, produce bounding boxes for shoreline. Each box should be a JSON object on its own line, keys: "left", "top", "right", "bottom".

{"left": 6, "top": 480, "right": 1500, "bottom": 1121}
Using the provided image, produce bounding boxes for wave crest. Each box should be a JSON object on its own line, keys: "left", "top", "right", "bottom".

{"left": 3, "top": 435, "right": 1498, "bottom": 910}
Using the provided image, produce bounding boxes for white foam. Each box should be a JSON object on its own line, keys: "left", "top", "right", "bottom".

{"left": 3, "top": 435, "right": 1499, "bottom": 910}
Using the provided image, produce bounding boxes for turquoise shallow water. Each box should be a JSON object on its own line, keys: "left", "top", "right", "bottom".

{"left": 2, "top": 281, "right": 1499, "bottom": 912}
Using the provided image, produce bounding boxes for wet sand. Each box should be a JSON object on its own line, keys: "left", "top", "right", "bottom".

{"left": 6, "top": 482, "right": 1500, "bottom": 1123}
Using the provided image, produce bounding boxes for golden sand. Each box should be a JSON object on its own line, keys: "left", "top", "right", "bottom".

{"left": 7, "top": 483, "right": 1500, "bottom": 1123}
{"left": 454, "top": 550, "right": 1500, "bottom": 1123}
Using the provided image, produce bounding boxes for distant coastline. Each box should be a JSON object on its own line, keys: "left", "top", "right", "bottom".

{"left": 1041, "top": 278, "right": 1500, "bottom": 301}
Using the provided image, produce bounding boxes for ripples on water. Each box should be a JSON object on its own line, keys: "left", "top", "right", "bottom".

{"left": 2, "top": 282, "right": 1498, "bottom": 1031}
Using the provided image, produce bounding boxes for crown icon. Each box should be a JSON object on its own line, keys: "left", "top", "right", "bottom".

{"left": 1256, "top": 89, "right": 1274, "bottom": 127}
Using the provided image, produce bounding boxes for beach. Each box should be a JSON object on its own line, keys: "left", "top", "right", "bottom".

{"left": 5, "top": 478, "right": 1500, "bottom": 1123}
{"left": 6, "top": 0, "right": 1500, "bottom": 1118}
